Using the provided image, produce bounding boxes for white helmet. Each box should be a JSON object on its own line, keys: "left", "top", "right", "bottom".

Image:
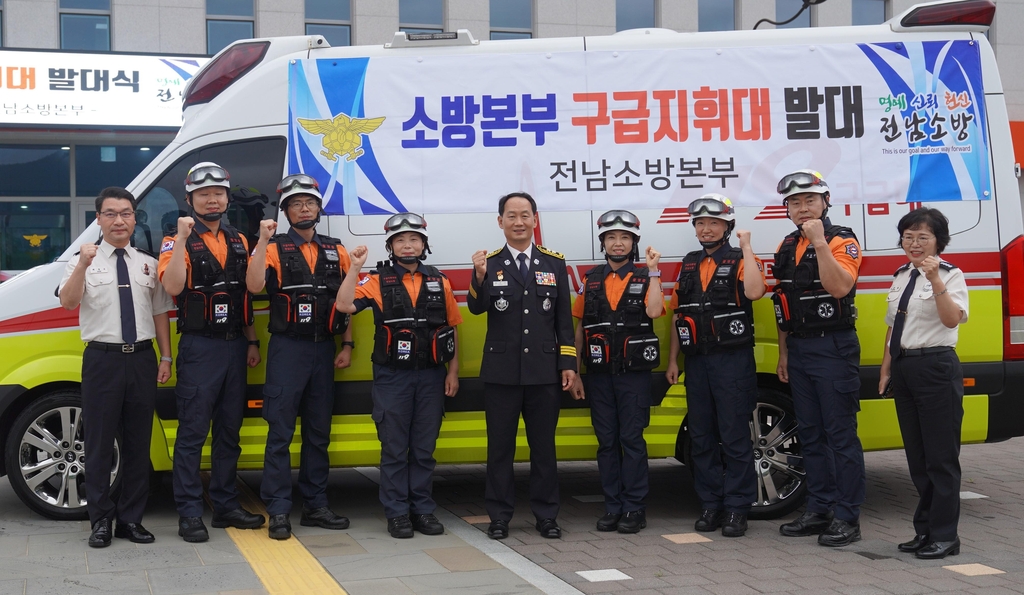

{"left": 688, "top": 194, "right": 736, "bottom": 223}
{"left": 596, "top": 210, "right": 641, "bottom": 238}
{"left": 276, "top": 174, "right": 323, "bottom": 207}
{"left": 777, "top": 169, "right": 830, "bottom": 200}
{"left": 384, "top": 212, "right": 429, "bottom": 242}
{"left": 185, "top": 162, "right": 231, "bottom": 193}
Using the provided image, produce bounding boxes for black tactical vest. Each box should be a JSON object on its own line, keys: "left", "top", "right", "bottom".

{"left": 581, "top": 265, "right": 660, "bottom": 373}
{"left": 771, "top": 224, "right": 858, "bottom": 335}
{"left": 370, "top": 261, "right": 454, "bottom": 369}
{"left": 266, "top": 233, "right": 348, "bottom": 341}
{"left": 673, "top": 247, "right": 754, "bottom": 355}
{"left": 176, "top": 225, "right": 250, "bottom": 337}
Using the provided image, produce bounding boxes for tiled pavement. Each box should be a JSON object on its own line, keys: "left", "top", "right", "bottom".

{"left": 1, "top": 438, "right": 1023, "bottom": 595}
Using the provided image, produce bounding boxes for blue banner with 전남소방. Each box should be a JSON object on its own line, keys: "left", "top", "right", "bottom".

{"left": 286, "top": 39, "right": 989, "bottom": 216}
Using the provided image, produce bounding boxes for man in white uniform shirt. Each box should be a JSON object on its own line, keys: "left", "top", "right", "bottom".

{"left": 59, "top": 187, "right": 174, "bottom": 548}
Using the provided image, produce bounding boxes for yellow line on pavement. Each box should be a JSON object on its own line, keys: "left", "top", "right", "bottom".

{"left": 204, "top": 474, "right": 347, "bottom": 595}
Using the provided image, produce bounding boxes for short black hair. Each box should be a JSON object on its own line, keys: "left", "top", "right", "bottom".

{"left": 498, "top": 191, "right": 537, "bottom": 215}
{"left": 95, "top": 187, "right": 137, "bottom": 212}
{"left": 897, "top": 207, "right": 950, "bottom": 254}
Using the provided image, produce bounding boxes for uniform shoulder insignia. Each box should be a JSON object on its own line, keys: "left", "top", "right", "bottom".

{"left": 939, "top": 260, "right": 957, "bottom": 271}
{"left": 894, "top": 262, "right": 912, "bottom": 276}
{"left": 486, "top": 248, "right": 503, "bottom": 258}
{"left": 536, "top": 245, "right": 565, "bottom": 259}
{"left": 320, "top": 235, "right": 342, "bottom": 245}
{"left": 832, "top": 226, "right": 858, "bottom": 240}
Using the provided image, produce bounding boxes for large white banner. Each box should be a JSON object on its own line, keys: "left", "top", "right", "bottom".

{"left": 0, "top": 50, "right": 209, "bottom": 127}
{"left": 287, "top": 41, "right": 990, "bottom": 215}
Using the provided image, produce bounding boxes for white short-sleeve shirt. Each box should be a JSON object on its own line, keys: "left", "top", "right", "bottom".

{"left": 884, "top": 260, "right": 969, "bottom": 350}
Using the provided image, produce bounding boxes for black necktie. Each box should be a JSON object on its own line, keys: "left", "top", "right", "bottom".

{"left": 889, "top": 268, "right": 920, "bottom": 360}
{"left": 114, "top": 248, "right": 138, "bottom": 345}
{"left": 517, "top": 253, "right": 530, "bottom": 284}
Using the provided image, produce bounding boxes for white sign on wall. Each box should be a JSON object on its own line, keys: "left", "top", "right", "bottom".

{"left": 0, "top": 50, "right": 210, "bottom": 127}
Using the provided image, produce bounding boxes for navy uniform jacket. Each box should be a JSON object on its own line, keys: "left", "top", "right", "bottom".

{"left": 468, "top": 245, "right": 577, "bottom": 385}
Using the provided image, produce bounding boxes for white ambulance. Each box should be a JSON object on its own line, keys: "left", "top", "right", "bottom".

{"left": 0, "top": 0, "right": 1017, "bottom": 523}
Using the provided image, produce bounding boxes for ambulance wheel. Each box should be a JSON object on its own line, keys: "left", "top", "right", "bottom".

{"left": 4, "top": 391, "right": 122, "bottom": 521}
{"left": 676, "top": 388, "right": 806, "bottom": 520}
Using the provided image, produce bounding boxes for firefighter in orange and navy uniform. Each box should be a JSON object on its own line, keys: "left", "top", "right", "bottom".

{"left": 572, "top": 210, "right": 664, "bottom": 534}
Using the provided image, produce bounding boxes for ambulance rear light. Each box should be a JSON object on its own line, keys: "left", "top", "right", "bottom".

{"left": 183, "top": 41, "right": 270, "bottom": 109}
{"left": 900, "top": 0, "right": 995, "bottom": 28}
{"left": 1000, "top": 235, "right": 1024, "bottom": 360}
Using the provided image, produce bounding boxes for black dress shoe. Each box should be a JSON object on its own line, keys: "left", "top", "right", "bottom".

{"left": 487, "top": 519, "right": 509, "bottom": 540}
{"left": 818, "top": 518, "right": 861, "bottom": 547}
{"left": 695, "top": 509, "right": 724, "bottom": 532}
{"left": 268, "top": 514, "right": 292, "bottom": 540}
{"left": 780, "top": 510, "right": 833, "bottom": 536}
{"left": 897, "top": 534, "right": 930, "bottom": 553}
{"left": 916, "top": 538, "right": 960, "bottom": 559}
{"left": 178, "top": 516, "right": 209, "bottom": 543}
{"left": 212, "top": 507, "right": 265, "bottom": 529}
{"left": 387, "top": 515, "right": 414, "bottom": 539}
{"left": 410, "top": 513, "right": 445, "bottom": 535}
{"left": 89, "top": 518, "right": 112, "bottom": 548}
{"left": 114, "top": 522, "right": 155, "bottom": 544}
{"left": 301, "top": 507, "right": 350, "bottom": 530}
{"left": 596, "top": 513, "right": 621, "bottom": 532}
{"left": 536, "top": 518, "right": 561, "bottom": 539}
{"left": 618, "top": 510, "right": 647, "bottom": 534}
{"left": 721, "top": 512, "right": 748, "bottom": 538}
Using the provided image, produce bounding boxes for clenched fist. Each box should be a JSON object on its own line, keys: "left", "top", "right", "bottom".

{"left": 920, "top": 255, "right": 942, "bottom": 283}
{"left": 258, "top": 219, "right": 278, "bottom": 242}
{"left": 176, "top": 216, "right": 195, "bottom": 241}
{"left": 472, "top": 249, "right": 488, "bottom": 283}
{"left": 349, "top": 245, "right": 369, "bottom": 269}
{"left": 800, "top": 218, "right": 825, "bottom": 246}
{"left": 645, "top": 246, "right": 661, "bottom": 271}
{"left": 79, "top": 243, "right": 98, "bottom": 267}
{"left": 736, "top": 229, "right": 752, "bottom": 249}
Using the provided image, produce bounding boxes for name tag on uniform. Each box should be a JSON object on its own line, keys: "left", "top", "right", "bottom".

{"left": 324, "top": 249, "right": 339, "bottom": 262}
{"left": 425, "top": 281, "right": 441, "bottom": 292}
{"left": 88, "top": 266, "right": 109, "bottom": 274}
{"left": 628, "top": 283, "right": 644, "bottom": 294}
{"left": 492, "top": 280, "right": 508, "bottom": 287}
{"left": 535, "top": 271, "right": 557, "bottom": 286}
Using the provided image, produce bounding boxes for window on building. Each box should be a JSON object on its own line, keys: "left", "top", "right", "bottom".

{"left": 399, "top": 0, "right": 443, "bottom": 34}
{"left": 853, "top": 0, "right": 887, "bottom": 25}
{"left": 698, "top": 0, "right": 734, "bottom": 31}
{"left": 616, "top": 0, "right": 656, "bottom": 31}
{"left": 776, "top": 0, "right": 811, "bottom": 28}
{"left": 0, "top": 146, "right": 71, "bottom": 198}
{"left": 207, "top": 0, "right": 254, "bottom": 56}
{"left": 75, "top": 145, "right": 167, "bottom": 198}
{"left": 60, "top": 0, "right": 111, "bottom": 51}
{"left": 306, "top": 0, "right": 351, "bottom": 47}
{"left": 490, "top": 0, "right": 531, "bottom": 40}
{"left": 0, "top": 202, "right": 71, "bottom": 273}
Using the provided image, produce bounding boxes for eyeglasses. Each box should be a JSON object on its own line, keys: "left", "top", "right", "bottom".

{"left": 185, "top": 165, "right": 229, "bottom": 187}
{"left": 777, "top": 171, "right": 825, "bottom": 195}
{"left": 287, "top": 199, "right": 320, "bottom": 211}
{"left": 277, "top": 174, "right": 319, "bottom": 194}
{"left": 902, "top": 234, "right": 935, "bottom": 246}
{"left": 687, "top": 198, "right": 733, "bottom": 218}
{"left": 384, "top": 212, "right": 427, "bottom": 232}
{"left": 99, "top": 210, "right": 135, "bottom": 221}
{"left": 596, "top": 210, "right": 640, "bottom": 230}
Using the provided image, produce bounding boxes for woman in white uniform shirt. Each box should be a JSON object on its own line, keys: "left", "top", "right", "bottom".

{"left": 878, "top": 208, "right": 969, "bottom": 560}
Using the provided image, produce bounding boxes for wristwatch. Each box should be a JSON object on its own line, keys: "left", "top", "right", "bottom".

{"left": 342, "top": 341, "right": 355, "bottom": 349}
{"left": 648, "top": 270, "right": 661, "bottom": 278}
{"left": 248, "top": 340, "right": 260, "bottom": 348}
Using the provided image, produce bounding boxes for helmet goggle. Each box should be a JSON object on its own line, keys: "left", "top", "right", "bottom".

{"left": 596, "top": 210, "right": 640, "bottom": 231}
{"left": 687, "top": 197, "right": 733, "bottom": 218}
{"left": 277, "top": 174, "right": 320, "bottom": 194}
{"left": 185, "top": 165, "right": 229, "bottom": 188}
{"left": 384, "top": 212, "right": 427, "bottom": 233}
{"left": 777, "top": 171, "right": 826, "bottom": 196}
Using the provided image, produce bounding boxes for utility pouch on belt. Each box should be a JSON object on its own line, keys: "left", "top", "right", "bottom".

{"left": 585, "top": 331, "right": 611, "bottom": 370}
{"left": 391, "top": 328, "right": 418, "bottom": 369}
{"left": 430, "top": 325, "right": 456, "bottom": 365}
{"left": 711, "top": 310, "right": 753, "bottom": 348}
{"left": 327, "top": 299, "right": 349, "bottom": 335}
{"left": 771, "top": 292, "right": 791, "bottom": 332}
{"left": 209, "top": 292, "right": 233, "bottom": 328}
{"left": 243, "top": 293, "right": 254, "bottom": 326}
{"left": 624, "top": 333, "right": 660, "bottom": 371}
{"left": 674, "top": 316, "right": 699, "bottom": 356}
{"left": 294, "top": 294, "right": 316, "bottom": 334}
{"left": 371, "top": 326, "right": 392, "bottom": 365}
{"left": 181, "top": 292, "right": 208, "bottom": 332}
{"left": 797, "top": 291, "right": 845, "bottom": 331}
{"left": 268, "top": 294, "right": 291, "bottom": 333}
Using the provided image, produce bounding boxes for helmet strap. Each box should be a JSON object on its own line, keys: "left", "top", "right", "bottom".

{"left": 186, "top": 192, "right": 225, "bottom": 222}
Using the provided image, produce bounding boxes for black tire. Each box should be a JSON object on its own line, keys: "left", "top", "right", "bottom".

{"left": 4, "top": 390, "right": 122, "bottom": 520}
{"left": 675, "top": 387, "right": 806, "bottom": 520}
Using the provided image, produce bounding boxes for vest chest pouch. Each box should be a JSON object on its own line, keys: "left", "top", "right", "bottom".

{"left": 585, "top": 331, "right": 612, "bottom": 373}
{"left": 180, "top": 292, "right": 208, "bottom": 332}
{"left": 294, "top": 294, "right": 316, "bottom": 334}
{"left": 712, "top": 310, "right": 754, "bottom": 348}
{"left": 624, "top": 333, "right": 660, "bottom": 371}
{"left": 796, "top": 290, "right": 844, "bottom": 331}
{"left": 327, "top": 300, "right": 350, "bottom": 335}
{"left": 209, "top": 292, "right": 233, "bottom": 328}
{"left": 674, "top": 316, "right": 699, "bottom": 356}
{"left": 430, "top": 325, "right": 456, "bottom": 365}
{"left": 391, "top": 328, "right": 418, "bottom": 369}
{"left": 268, "top": 294, "right": 291, "bottom": 334}
{"left": 771, "top": 291, "right": 792, "bottom": 332}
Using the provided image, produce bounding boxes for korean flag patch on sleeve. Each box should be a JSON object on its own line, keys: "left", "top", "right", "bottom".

{"left": 357, "top": 275, "right": 371, "bottom": 286}
{"left": 160, "top": 240, "right": 175, "bottom": 253}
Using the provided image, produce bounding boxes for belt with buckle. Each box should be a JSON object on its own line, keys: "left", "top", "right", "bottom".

{"left": 900, "top": 346, "right": 954, "bottom": 357}
{"left": 87, "top": 340, "right": 153, "bottom": 354}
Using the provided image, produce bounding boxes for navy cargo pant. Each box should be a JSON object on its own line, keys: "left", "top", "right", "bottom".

{"left": 371, "top": 363, "right": 446, "bottom": 519}
{"left": 260, "top": 335, "right": 336, "bottom": 516}
{"left": 586, "top": 371, "right": 651, "bottom": 514}
{"left": 172, "top": 334, "right": 248, "bottom": 518}
{"left": 684, "top": 348, "right": 757, "bottom": 513}
{"left": 786, "top": 329, "right": 865, "bottom": 523}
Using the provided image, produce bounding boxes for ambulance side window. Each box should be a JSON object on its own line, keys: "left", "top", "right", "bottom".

{"left": 133, "top": 137, "right": 285, "bottom": 254}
